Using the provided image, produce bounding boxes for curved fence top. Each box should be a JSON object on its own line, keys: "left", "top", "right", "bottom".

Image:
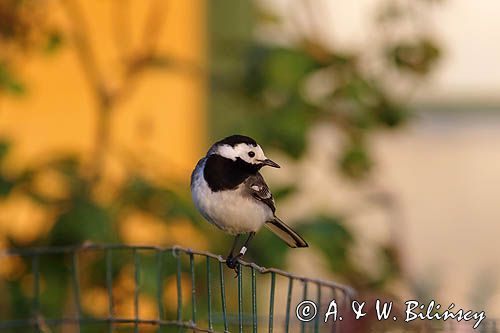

{"left": 0, "top": 243, "right": 355, "bottom": 333}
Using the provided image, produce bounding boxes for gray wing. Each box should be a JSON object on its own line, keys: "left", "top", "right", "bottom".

{"left": 245, "top": 173, "right": 309, "bottom": 248}
{"left": 244, "top": 173, "right": 276, "bottom": 213}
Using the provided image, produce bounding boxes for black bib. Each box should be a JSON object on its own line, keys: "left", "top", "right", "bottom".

{"left": 203, "top": 155, "right": 260, "bottom": 192}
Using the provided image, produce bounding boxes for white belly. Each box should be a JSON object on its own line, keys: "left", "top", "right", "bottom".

{"left": 191, "top": 159, "right": 273, "bottom": 235}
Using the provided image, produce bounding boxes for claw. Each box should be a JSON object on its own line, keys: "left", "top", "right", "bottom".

{"left": 226, "top": 256, "right": 238, "bottom": 269}
{"left": 226, "top": 255, "right": 241, "bottom": 277}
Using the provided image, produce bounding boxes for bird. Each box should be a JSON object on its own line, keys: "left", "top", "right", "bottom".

{"left": 190, "top": 134, "right": 308, "bottom": 272}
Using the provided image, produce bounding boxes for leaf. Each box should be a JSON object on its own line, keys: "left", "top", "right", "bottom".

{"left": 257, "top": 95, "right": 313, "bottom": 159}
{"left": 296, "top": 215, "right": 355, "bottom": 274}
{"left": 0, "top": 140, "right": 14, "bottom": 196}
{"left": 0, "top": 62, "right": 26, "bottom": 95}
{"left": 247, "top": 229, "right": 289, "bottom": 267}
{"left": 367, "top": 244, "right": 402, "bottom": 289}
{"left": 387, "top": 38, "right": 440, "bottom": 75}
{"left": 373, "top": 98, "right": 407, "bottom": 128}
{"left": 0, "top": 139, "right": 11, "bottom": 162}
{"left": 0, "top": 177, "right": 15, "bottom": 197}
{"left": 118, "top": 175, "right": 197, "bottom": 220}
{"left": 265, "top": 48, "right": 318, "bottom": 92}
{"left": 338, "top": 141, "right": 373, "bottom": 180}
{"left": 49, "top": 199, "right": 116, "bottom": 245}
{"left": 44, "top": 30, "right": 63, "bottom": 54}
{"left": 47, "top": 156, "right": 87, "bottom": 196}
{"left": 271, "top": 185, "right": 297, "bottom": 201}
{"left": 244, "top": 45, "right": 320, "bottom": 96}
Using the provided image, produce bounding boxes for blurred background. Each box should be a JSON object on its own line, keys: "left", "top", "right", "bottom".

{"left": 0, "top": 0, "right": 499, "bottom": 331}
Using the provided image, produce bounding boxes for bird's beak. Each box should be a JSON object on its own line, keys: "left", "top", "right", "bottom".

{"left": 259, "top": 158, "right": 280, "bottom": 168}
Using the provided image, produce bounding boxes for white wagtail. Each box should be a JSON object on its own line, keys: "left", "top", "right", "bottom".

{"left": 190, "top": 135, "right": 308, "bottom": 271}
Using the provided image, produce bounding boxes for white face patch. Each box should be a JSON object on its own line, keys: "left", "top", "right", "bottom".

{"left": 216, "top": 143, "right": 267, "bottom": 164}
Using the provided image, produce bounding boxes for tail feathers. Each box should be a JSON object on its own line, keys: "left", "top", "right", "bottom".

{"left": 265, "top": 217, "right": 308, "bottom": 248}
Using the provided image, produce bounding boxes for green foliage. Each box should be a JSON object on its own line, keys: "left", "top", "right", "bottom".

{"left": 248, "top": 227, "right": 289, "bottom": 267}
{"left": 5, "top": 281, "right": 32, "bottom": 319}
{"left": 0, "top": 0, "right": 63, "bottom": 95}
{"left": 0, "top": 62, "right": 25, "bottom": 94}
{"left": 0, "top": 144, "right": 204, "bottom": 324}
{"left": 297, "top": 215, "right": 354, "bottom": 273}
{"left": 271, "top": 185, "right": 297, "bottom": 201}
{"left": 0, "top": 0, "right": 443, "bottom": 325}
{"left": 0, "top": 139, "right": 11, "bottom": 161}
{"left": 118, "top": 175, "right": 196, "bottom": 221}
{"left": 50, "top": 198, "right": 115, "bottom": 245}
{"left": 244, "top": 93, "right": 314, "bottom": 158}
{"left": 372, "top": 244, "right": 402, "bottom": 288}
{"left": 0, "top": 176, "right": 14, "bottom": 197}
{"left": 208, "top": 0, "right": 441, "bottom": 293}
{"left": 44, "top": 30, "right": 64, "bottom": 54}
{"left": 210, "top": 1, "right": 439, "bottom": 181}
{"left": 387, "top": 38, "right": 441, "bottom": 75}
{"left": 245, "top": 46, "right": 321, "bottom": 96}
{"left": 339, "top": 140, "right": 373, "bottom": 180}
{"left": 0, "top": 140, "right": 14, "bottom": 196}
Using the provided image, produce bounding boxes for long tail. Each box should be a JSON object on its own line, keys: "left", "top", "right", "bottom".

{"left": 265, "top": 217, "right": 308, "bottom": 248}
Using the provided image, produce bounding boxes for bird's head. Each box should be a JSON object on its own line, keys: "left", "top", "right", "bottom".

{"left": 208, "top": 135, "right": 280, "bottom": 169}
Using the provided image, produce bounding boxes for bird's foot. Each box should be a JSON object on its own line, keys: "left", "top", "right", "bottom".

{"left": 226, "top": 255, "right": 241, "bottom": 277}
{"left": 226, "top": 255, "right": 238, "bottom": 269}
{"left": 226, "top": 245, "right": 249, "bottom": 277}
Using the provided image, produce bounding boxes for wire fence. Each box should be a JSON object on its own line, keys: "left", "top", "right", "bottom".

{"left": 0, "top": 244, "right": 355, "bottom": 333}
{"left": 1, "top": 244, "right": 498, "bottom": 333}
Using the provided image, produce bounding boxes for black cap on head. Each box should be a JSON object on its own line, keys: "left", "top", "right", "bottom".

{"left": 215, "top": 135, "right": 257, "bottom": 147}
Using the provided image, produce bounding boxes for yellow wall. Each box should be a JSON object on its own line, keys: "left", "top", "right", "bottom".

{"left": 0, "top": 0, "right": 206, "bottom": 180}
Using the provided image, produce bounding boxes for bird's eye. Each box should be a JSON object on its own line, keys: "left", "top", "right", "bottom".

{"left": 248, "top": 151, "right": 255, "bottom": 158}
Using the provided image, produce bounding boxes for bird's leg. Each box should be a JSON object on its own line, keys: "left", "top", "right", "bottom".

{"left": 226, "top": 234, "right": 241, "bottom": 270}
{"left": 227, "top": 232, "right": 255, "bottom": 268}
{"left": 238, "top": 232, "right": 255, "bottom": 259}
{"left": 226, "top": 232, "right": 256, "bottom": 276}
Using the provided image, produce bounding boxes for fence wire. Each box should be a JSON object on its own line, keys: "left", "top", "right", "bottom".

{"left": 1, "top": 244, "right": 497, "bottom": 333}
{"left": 0, "top": 244, "right": 355, "bottom": 333}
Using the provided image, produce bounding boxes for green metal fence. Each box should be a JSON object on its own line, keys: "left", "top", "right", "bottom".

{"left": 0, "top": 244, "right": 355, "bottom": 333}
